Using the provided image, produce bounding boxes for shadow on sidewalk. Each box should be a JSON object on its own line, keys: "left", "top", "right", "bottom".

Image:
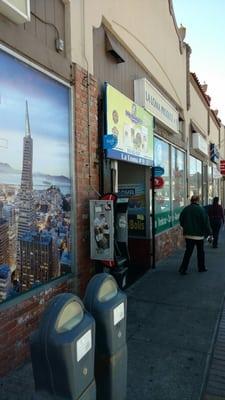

{"left": 1, "top": 230, "right": 225, "bottom": 400}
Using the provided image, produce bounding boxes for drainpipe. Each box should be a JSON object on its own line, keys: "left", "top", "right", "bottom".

{"left": 82, "top": 0, "right": 100, "bottom": 198}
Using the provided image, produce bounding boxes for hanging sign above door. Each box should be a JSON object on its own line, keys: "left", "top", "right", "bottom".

{"left": 104, "top": 83, "right": 154, "bottom": 166}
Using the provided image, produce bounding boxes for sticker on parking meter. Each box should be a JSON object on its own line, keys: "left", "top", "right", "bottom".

{"left": 113, "top": 302, "right": 124, "bottom": 325}
{"left": 77, "top": 329, "right": 92, "bottom": 362}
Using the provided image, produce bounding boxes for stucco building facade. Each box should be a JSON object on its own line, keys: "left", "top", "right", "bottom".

{"left": 0, "top": 0, "right": 224, "bottom": 377}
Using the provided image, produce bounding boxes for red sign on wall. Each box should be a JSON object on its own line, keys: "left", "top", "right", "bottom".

{"left": 150, "top": 176, "right": 164, "bottom": 189}
{"left": 220, "top": 160, "right": 225, "bottom": 175}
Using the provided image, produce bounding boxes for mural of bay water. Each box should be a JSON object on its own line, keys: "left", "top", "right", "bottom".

{"left": 0, "top": 49, "right": 72, "bottom": 302}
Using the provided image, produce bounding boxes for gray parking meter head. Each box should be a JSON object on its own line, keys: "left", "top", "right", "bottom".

{"left": 30, "top": 292, "right": 96, "bottom": 400}
{"left": 85, "top": 273, "right": 118, "bottom": 303}
{"left": 84, "top": 273, "right": 127, "bottom": 355}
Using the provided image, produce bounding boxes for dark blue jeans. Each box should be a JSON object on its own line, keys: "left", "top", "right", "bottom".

{"left": 210, "top": 218, "right": 222, "bottom": 247}
{"left": 179, "top": 239, "right": 205, "bottom": 272}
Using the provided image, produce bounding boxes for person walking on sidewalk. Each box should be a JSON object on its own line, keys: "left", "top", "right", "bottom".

{"left": 179, "top": 195, "right": 212, "bottom": 275}
{"left": 208, "top": 196, "right": 224, "bottom": 248}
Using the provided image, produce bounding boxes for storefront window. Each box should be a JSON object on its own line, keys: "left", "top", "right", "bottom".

{"left": 171, "top": 148, "right": 185, "bottom": 225}
{"left": 208, "top": 166, "right": 213, "bottom": 204}
{"left": 118, "top": 162, "right": 146, "bottom": 238}
{"left": 202, "top": 164, "right": 208, "bottom": 206}
{"left": 154, "top": 138, "right": 171, "bottom": 233}
{"left": 212, "top": 165, "right": 221, "bottom": 199}
{"left": 189, "top": 156, "right": 202, "bottom": 200}
{"left": 213, "top": 180, "right": 219, "bottom": 198}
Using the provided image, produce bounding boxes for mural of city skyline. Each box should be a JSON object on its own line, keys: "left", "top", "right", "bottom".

{"left": 0, "top": 49, "right": 72, "bottom": 302}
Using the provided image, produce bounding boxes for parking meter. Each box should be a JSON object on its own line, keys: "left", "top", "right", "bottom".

{"left": 30, "top": 293, "right": 96, "bottom": 400}
{"left": 84, "top": 273, "right": 127, "bottom": 400}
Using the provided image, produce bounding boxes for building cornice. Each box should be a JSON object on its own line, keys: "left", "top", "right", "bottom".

{"left": 190, "top": 72, "right": 211, "bottom": 107}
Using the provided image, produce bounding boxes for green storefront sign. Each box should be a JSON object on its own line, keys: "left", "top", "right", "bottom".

{"left": 155, "top": 206, "right": 183, "bottom": 234}
{"left": 155, "top": 210, "right": 172, "bottom": 233}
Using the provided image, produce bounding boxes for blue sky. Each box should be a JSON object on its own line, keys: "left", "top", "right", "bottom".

{"left": 0, "top": 50, "right": 70, "bottom": 176}
{"left": 173, "top": 0, "right": 225, "bottom": 123}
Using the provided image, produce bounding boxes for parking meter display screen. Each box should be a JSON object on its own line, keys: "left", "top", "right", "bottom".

{"left": 98, "top": 279, "right": 118, "bottom": 302}
{"left": 56, "top": 301, "right": 84, "bottom": 333}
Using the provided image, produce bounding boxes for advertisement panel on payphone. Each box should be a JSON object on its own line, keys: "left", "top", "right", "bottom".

{"left": 90, "top": 200, "right": 114, "bottom": 261}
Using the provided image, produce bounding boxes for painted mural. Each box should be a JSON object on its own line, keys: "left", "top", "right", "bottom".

{"left": 0, "top": 49, "right": 72, "bottom": 302}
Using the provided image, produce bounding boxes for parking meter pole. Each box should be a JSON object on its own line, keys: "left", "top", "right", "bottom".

{"left": 30, "top": 293, "right": 96, "bottom": 400}
{"left": 84, "top": 273, "right": 127, "bottom": 400}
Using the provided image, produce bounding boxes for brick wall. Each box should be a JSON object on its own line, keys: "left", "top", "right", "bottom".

{"left": 0, "top": 277, "right": 74, "bottom": 377}
{"left": 155, "top": 225, "right": 184, "bottom": 261}
{"left": 73, "top": 64, "right": 100, "bottom": 296}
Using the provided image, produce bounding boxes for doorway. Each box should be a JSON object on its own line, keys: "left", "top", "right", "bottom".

{"left": 117, "top": 161, "right": 154, "bottom": 282}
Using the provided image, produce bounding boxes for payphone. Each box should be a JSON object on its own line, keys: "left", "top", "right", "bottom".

{"left": 113, "top": 197, "right": 129, "bottom": 287}
{"left": 89, "top": 195, "right": 129, "bottom": 288}
{"left": 115, "top": 197, "right": 129, "bottom": 259}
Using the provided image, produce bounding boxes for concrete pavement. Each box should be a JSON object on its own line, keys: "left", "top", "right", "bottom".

{"left": 1, "top": 229, "right": 225, "bottom": 400}
{"left": 126, "top": 228, "right": 225, "bottom": 400}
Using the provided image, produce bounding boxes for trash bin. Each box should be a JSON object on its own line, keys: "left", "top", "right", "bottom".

{"left": 30, "top": 292, "right": 96, "bottom": 400}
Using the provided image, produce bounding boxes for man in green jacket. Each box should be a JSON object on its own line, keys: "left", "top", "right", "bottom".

{"left": 179, "top": 195, "right": 212, "bottom": 275}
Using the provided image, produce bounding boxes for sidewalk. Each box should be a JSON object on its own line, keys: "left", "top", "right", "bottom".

{"left": 1, "top": 230, "right": 225, "bottom": 400}
{"left": 126, "top": 229, "right": 225, "bottom": 400}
